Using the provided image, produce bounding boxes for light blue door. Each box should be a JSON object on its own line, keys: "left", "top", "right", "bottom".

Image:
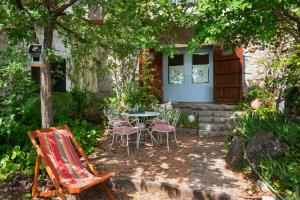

{"left": 163, "top": 47, "right": 213, "bottom": 102}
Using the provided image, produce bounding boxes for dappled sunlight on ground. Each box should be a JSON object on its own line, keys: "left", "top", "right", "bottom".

{"left": 90, "top": 129, "right": 197, "bottom": 185}
{"left": 89, "top": 129, "right": 249, "bottom": 199}
{"left": 0, "top": 129, "right": 252, "bottom": 199}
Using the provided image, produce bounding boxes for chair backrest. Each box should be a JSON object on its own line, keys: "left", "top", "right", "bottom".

{"left": 104, "top": 107, "right": 121, "bottom": 122}
{"left": 168, "top": 108, "right": 181, "bottom": 126}
{"left": 158, "top": 106, "right": 181, "bottom": 126}
{"left": 28, "top": 126, "right": 97, "bottom": 185}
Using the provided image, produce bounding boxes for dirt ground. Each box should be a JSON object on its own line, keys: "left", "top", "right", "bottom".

{"left": 0, "top": 129, "right": 266, "bottom": 200}
{"left": 91, "top": 129, "right": 196, "bottom": 184}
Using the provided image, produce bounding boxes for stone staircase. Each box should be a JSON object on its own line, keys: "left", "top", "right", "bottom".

{"left": 172, "top": 103, "right": 243, "bottom": 135}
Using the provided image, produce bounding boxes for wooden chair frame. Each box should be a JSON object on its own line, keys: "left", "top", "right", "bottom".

{"left": 28, "top": 125, "right": 115, "bottom": 200}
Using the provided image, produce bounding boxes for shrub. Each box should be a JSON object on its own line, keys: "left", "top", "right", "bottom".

{"left": 0, "top": 48, "right": 104, "bottom": 183}
{"left": 178, "top": 113, "right": 197, "bottom": 129}
{"left": 122, "top": 80, "right": 159, "bottom": 111}
{"left": 226, "top": 108, "right": 300, "bottom": 199}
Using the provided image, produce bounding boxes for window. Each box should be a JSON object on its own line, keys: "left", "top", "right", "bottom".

{"left": 168, "top": 54, "right": 184, "bottom": 84}
{"left": 31, "top": 59, "right": 66, "bottom": 92}
{"left": 192, "top": 54, "right": 209, "bottom": 84}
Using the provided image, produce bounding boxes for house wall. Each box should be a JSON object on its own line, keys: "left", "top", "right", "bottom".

{"left": 242, "top": 46, "right": 269, "bottom": 96}
{"left": 1, "top": 30, "right": 271, "bottom": 101}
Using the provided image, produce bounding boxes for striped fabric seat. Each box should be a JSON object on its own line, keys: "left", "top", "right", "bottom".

{"left": 39, "top": 129, "right": 102, "bottom": 191}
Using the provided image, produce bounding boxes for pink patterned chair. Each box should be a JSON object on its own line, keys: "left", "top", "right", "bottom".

{"left": 110, "top": 126, "right": 139, "bottom": 155}
{"left": 151, "top": 108, "right": 180, "bottom": 151}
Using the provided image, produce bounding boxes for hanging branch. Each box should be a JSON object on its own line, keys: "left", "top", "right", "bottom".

{"left": 53, "top": 0, "right": 79, "bottom": 16}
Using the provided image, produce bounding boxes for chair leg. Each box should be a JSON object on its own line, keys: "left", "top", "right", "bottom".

{"left": 174, "top": 130, "right": 178, "bottom": 146}
{"left": 136, "top": 130, "right": 140, "bottom": 148}
{"left": 32, "top": 156, "right": 41, "bottom": 197}
{"left": 156, "top": 131, "right": 160, "bottom": 142}
{"left": 150, "top": 131, "right": 153, "bottom": 145}
{"left": 110, "top": 133, "right": 115, "bottom": 151}
{"left": 102, "top": 182, "right": 115, "bottom": 200}
{"left": 56, "top": 188, "right": 67, "bottom": 200}
{"left": 126, "top": 134, "right": 130, "bottom": 155}
{"left": 166, "top": 132, "right": 169, "bottom": 151}
{"left": 148, "top": 130, "right": 158, "bottom": 145}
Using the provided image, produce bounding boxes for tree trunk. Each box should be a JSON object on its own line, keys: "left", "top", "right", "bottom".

{"left": 40, "top": 23, "right": 54, "bottom": 128}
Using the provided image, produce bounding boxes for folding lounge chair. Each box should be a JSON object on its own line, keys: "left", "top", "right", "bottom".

{"left": 28, "top": 125, "right": 115, "bottom": 200}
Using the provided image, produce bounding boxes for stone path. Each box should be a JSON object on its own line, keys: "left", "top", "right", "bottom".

{"left": 187, "top": 135, "right": 247, "bottom": 199}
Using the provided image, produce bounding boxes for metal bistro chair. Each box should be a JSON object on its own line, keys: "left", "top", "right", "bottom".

{"left": 105, "top": 107, "right": 139, "bottom": 155}
{"left": 151, "top": 108, "right": 180, "bottom": 151}
{"left": 145, "top": 105, "right": 165, "bottom": 127}
{"left": 104, "top": 107, "right": 129, "bottom": 128}
{"left": 110, "top": 125, "right": 139, "bottom": 155}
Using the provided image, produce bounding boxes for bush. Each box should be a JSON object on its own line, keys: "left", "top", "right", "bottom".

{"left": 122, "top": 80, "right": 159, "bottom": 111}
{"left": 0, "top": 48, "right": 104, "bottom": 183}
{"left": 0, "top": 146, "right": 35, "bottom": 181}
{"left": 178, "top": 113, "right": 197, "bottom": 129}
{"left": 226, "top": 108, "right": 300, "bottom": 199}
{"left": 55, "top": 119, "right": 102, "bottom": 154}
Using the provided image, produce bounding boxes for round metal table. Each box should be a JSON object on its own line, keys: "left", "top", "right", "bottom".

{"left": 122, "top": 111, "right": 160, "bottom": 146}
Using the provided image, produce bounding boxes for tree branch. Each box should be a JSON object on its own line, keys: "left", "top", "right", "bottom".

{"left": 56, "top": 22, "right": 87, "bottom": 43}
{"left": 53, "top": 0, "right": 79, "bottom": 16}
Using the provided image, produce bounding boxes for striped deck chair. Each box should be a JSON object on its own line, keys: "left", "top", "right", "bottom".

{"left": 28, "top": 125, "right": 115, "bottom": 200}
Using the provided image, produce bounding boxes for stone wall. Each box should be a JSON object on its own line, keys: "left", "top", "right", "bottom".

{"left": 242, "top": 46, "right": 272, "bottom": 97}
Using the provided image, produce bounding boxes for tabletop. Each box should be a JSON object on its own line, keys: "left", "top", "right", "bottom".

{"left": 122, "top": 111, "right": 160, "bottom": 117}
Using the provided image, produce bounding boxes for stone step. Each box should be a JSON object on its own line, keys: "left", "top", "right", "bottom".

{"left": 198, "top": 123, "right": 231, "bottom": 131}
{"left": 198, "top": 117, "right": 229, "bottom": 123}
{"left": 213, "top": 110, "right": 235, "bottom": 117}
{"left": 197, "top": 110, "right": 236, "bottom": 118}
{"left": 173, "top": 103, "right": 235, "bottom": 111}
{"left": 198, "top": 130, "right": 225, "bottom": 136}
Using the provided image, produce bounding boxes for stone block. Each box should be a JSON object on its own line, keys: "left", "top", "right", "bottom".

{"left": 198, "top": 130, "right": 225, "bottom": 136}
{"left": 197, "top": 110, "right": 213, "bottom": 116}
{"left": 214, "top": 111, "right": 234, "bottom": 117}
{"left": 213, "top": 117, "right": 228, "bottom": 123}
{"left": 198, "top": 117, "right": 213, "bottom": 123}
{"left": 198, "top": 123, "right": 228, "bottom": 131}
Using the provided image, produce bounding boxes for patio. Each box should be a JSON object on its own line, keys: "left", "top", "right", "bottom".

{"left": 78, "top": 128, "right": 253, "bottom": 200}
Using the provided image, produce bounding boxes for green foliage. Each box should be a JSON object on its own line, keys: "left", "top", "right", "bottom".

{"left": 260, "top": 153, "right": 300, "bottom": 199}
{"left": 245, "top": 83, "right": 275, "bottom": 108}
{"left": 0, "top": 48, "right": 104, "bottom": 182}
{"left": 0, "top": 48, "right": 40, "bottom": 146}
{"left": 187, "top": 0, "right": 299, "bottom": 50}
{"left": 55, "top": 119, "right": 101, "bottom": 154}
{"left": 122, "top": 80, "right": 158, "bottom": 111}
{"left": 0, "top": 146, "right": 35, "bottom": 182}
{"left": 227, "top": 109, "right": 300, "bottom": 198}
{"left": 112, "top": 55, "right": 159, "bottom": 111}
{"left": 53, "top": 90, "right": 106, "bottom": 123}
{"left": 178, "top": 113, "right": 197, "bottom": 129}
{"left": 235, "top": 80, "right": 276, "bottom": 111}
